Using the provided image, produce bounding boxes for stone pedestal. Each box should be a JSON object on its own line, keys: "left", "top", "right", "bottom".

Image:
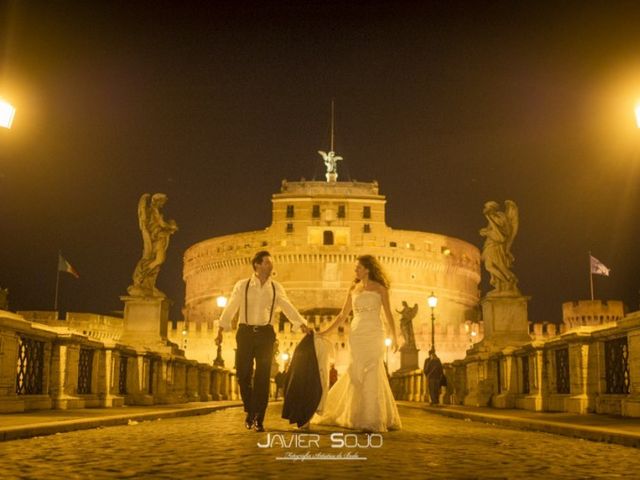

{"left": 399, "top": 346, "right": 420, "bottom": 372}
{"left": 480, "top": 294, "right": 531, "bottom": 351}
{"left": 120, "top": 296, "right": 172, "bottom": 351}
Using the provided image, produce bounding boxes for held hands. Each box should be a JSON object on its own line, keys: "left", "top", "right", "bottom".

{"left": 317, "top": 314, "right": 343, "bottom": 337}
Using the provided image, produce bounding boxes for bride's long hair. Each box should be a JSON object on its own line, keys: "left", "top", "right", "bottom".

{"left": 357, "top": 255, "right": 390, "bottom": 289}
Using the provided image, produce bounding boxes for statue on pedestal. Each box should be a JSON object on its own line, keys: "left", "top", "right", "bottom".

{"left": 396, "top": 301, "right": 418, "bottom": 350}
{"left": 128, "top": 193, "right": 178, "bottom": 297}
{"left": 479, "top": 200, "right": 519, "bottom": 295}
{"left": 318, "top": 150, "right": 343, "bottom": 182}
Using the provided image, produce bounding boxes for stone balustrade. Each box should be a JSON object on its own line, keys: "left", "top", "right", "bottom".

{"left": 389, "top": 311, "right": 640, "bottom": 418}
{"left": 0, "top": 310, "right": 239, "bottom": 413}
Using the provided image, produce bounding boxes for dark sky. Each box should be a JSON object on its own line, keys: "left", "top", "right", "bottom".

{"left": 1, "top": 1, "right": 640, "bottom": 323}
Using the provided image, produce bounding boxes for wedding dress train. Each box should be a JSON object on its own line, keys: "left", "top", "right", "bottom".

{"left": 312, "top": 290, "right": 402, "bottom": 432}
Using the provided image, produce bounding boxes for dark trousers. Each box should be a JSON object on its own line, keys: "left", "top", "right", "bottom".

{"left": 428, "top": 377, "right": 441, "bottom": 404}
{"left": 235, "top": 324, "right": 276, "bottom": 423}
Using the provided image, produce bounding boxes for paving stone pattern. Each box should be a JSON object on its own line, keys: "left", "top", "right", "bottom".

{"left": 1, "top": 405, "right": 639, "bottom": 479}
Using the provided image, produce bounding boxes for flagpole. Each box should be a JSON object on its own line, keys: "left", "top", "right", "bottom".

{"left": 589, "top": 251, "right": 594, "bottom": 301}
{"left": 54, "top": 252, "right": 60, "bottom": 313}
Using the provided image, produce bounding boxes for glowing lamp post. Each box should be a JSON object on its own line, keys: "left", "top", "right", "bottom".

{"left": 384, "top": 337, "right": 392, "bottom": 375}
{"left": 427, "top": 292, "right": 438, "bottom": 353}
{"left": 216, "top": 295, "right": 228, "bottom": 309}
{"left": 213, "top": 295, "right": 228, "bottom": 367}
{"left": 281, "top": 352, "right": 290, "bottom": 372}
{"left": 0, "top": 99, "right": 15, "bottom": 129}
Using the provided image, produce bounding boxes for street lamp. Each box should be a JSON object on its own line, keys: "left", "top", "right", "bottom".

{"left": 427, "top": 292, "right": 438, "bottom": 353}
{"left": 281, "top": 351, "right": 291, "bottom": 372}
{"left": 384, "top": 337, "right": 392, "bottom": 375}
{"left": 216, "top": 295, "right": 228, "bottom": 308}
{"left": 213, "top": 295, "right": 228, "bottom": 367}
{"left": 0, "top": 98, "right": 15, "bottom": 129}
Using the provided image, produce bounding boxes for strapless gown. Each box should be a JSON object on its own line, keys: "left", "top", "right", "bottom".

{"left": 312, "top": 290, "right": 402, "bottom": 432}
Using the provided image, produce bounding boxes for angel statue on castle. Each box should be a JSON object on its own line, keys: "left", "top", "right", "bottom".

{"left": 318, "top": 150, "right": 343, "bottom": 182}
{"left": 479, "top": 200, "right": 519, "bottom": 295}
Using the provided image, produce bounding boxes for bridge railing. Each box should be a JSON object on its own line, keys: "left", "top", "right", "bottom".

{"left": 390, "top": 311, "right": 640, "bottom": 418}
{"left": 0, "top": 310, "right": 236, "bottom": 413}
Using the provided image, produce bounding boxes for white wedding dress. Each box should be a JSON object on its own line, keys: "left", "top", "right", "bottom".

{"left": 312, "top": 290, "right": 402, "bottom": 432}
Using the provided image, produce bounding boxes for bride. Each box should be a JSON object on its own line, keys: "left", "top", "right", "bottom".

{"left": 312, "top": 255, "right": 402, "bottom": 432}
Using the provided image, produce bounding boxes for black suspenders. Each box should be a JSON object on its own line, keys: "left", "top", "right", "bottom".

{"left": 244, "top": 278, "right": 277, "bottom": 325}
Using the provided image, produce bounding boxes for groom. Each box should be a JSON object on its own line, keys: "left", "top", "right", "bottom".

{"left": 216, "top": 251, "right": 308, "bottom": 432}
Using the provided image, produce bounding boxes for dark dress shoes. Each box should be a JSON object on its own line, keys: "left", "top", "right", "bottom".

{"left": 245, "top": 414, "right": 254, "bottom": 430}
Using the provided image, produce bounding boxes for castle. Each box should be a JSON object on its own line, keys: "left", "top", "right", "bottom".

{"left": 173, "top": 151, "right": 483, "bottom": 372}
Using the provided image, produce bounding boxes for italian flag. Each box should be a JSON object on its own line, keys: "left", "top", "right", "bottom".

{"left": 58, "top": 254, "right": 80, "bottom": 279}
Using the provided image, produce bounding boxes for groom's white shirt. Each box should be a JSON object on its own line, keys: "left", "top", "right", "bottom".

{"left": 218, "top": 274, "right": 307, "bottom": 331}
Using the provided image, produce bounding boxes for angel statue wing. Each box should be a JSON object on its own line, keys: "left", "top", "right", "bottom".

{"left": 137, "top": 193, "right": 152, "bottom": 260}
{"left": 318, "top": 150, "right": 329, "bottom": 162}
{"left": 504, "top": 200, "right": 519, "bottom": 260}
{"left": 410, "top": 303, "right": 419, "bottom": 319}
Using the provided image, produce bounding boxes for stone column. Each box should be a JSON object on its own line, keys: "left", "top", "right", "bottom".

{"left": 566, "top": 339, "right": 595, "bottom": 414}
{"left": 199, "top": 366, "right": 212, "bottom": 401}
{"left": 492, "top": 349, "right": 518, "bottom": 408}
{"left": 50, "top": 342, "right": 79, "bottom": 409}
{"left": 186, "top": 363, "right": 200, "bottom": 402}
{"left": 153, "top": 357, "right": 172, "bottom": 404}
{"left": 97, "top": 348, "right": 125, "bottom": 408}
{"left": 127, "top": 355, "right": 154, "bottom": 405}
{"left": 0, "top": 330, "right": 24, "bottom": 412}
{"left": 620, "top": 314, "right": 640, "bottom": 417}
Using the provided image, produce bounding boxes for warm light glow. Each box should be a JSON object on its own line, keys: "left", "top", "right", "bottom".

{"left": 0, "top": 99, "right": 15, "bottom": 129}
{"left": 471, "top": 331, "right": 477, "bottom": 337}
{"left": 182, "top": 329, "right": 188, "bottom": 335}
{"left": 635, "top": 103, "right": 640, "bottom": 128}
{"left": 427, "top": 292, "right": 438, "bottom": 308}
{"left": 384, "top": 337, "right": 392, "bottom": 347}
{"left": 281, "top": 352, "right": 290, "bottom": 362}
{"left": 216, "top": 295, "right": 228, "bottom": 308}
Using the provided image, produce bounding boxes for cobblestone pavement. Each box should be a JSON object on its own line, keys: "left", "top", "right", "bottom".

{"left": 1, "top": 404, "right": 640, "bottom": 480}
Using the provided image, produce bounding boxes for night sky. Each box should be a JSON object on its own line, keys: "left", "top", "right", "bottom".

{"left": 1, "top": 1, "right": 640, "bottom": 323}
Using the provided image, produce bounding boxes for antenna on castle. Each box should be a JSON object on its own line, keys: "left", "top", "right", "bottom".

{"left": 318, "top": 99, "right": 343, "bottom": 183}
{"left": 330, "top": 98, "right": 335, "bottom": 152}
